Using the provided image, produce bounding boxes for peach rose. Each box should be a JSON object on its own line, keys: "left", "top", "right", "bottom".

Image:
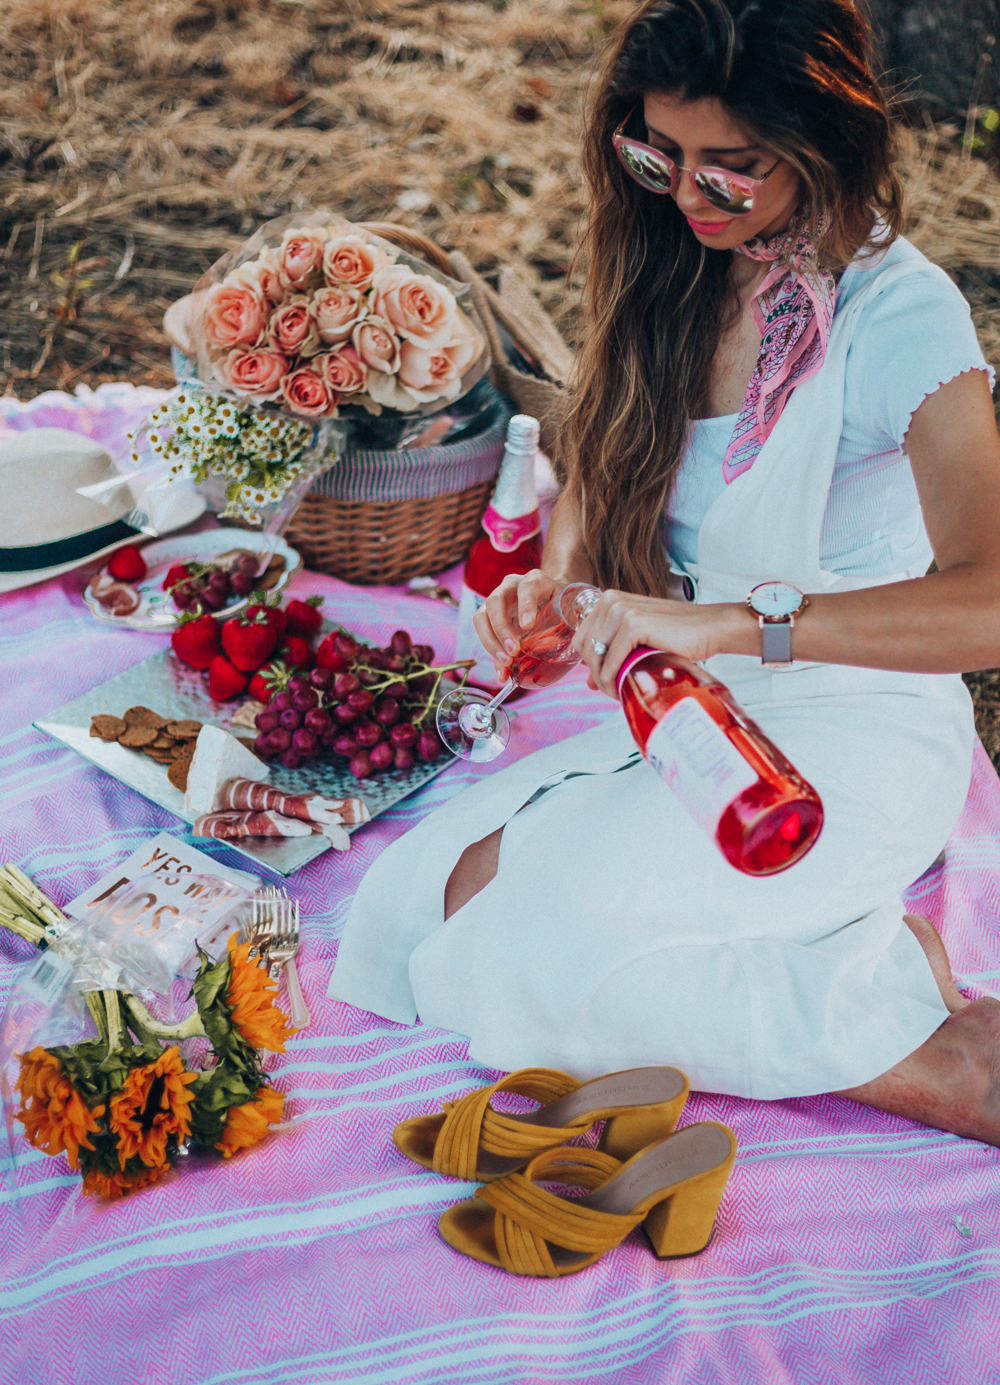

{"left": 223, "top": 347, "right": 288, "bottom": 398}
{"left": 369, "top": 264, "right": 458, "bottom": 350}
{"left": 322, "top": 234, "right": 396, "bottom": 289}
{"left": 268, "top": 295, "right": 321, "bottom": 357}
{"left": 319, "top": 345, "right": 368, "bottom": 397}
{"left": 202, "top": 280, "right": 268, "bottom": 350}
{"left": 279, "top": 227, "right": 328, "bottom": 289}
{"left": 281, "top": 365, "right": 339, "bottom": 418}
{"left": 313, "top": 284, "right": 366, "bottom": 344}
{"left": 231, "top": 247, "right": 285, "bottom": 305}
{"left": 395, "top": 311, "right": 484, "bottom": 403}
{"left": 352, "top": 314, "right": 401, "bottom": 374}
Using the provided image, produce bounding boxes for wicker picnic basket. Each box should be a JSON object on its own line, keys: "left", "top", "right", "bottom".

{"left": 164, "top": 223, "right": 573, "bottom": 586}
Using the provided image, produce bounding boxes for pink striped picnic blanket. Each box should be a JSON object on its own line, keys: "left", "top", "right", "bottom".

{"left": 2, "top": 387, "right": 1000, "bottom": 1384}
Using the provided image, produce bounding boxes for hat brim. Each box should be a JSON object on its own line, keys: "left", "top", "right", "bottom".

{"left": 0, "top": 488, "right": 206, "bottom": 594}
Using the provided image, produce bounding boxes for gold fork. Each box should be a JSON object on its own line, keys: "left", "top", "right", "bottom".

{"left": 264, "top": 892, "right": 310, "bottom": 1031}
{"left": 240, "top": 887, "right": 279, "bottom": 962}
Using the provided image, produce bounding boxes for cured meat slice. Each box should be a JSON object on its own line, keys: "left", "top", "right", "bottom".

{"left": 193, "top": 810, "right": 314, "bottom": 840}
{"left": 217, "top": 779, "right": 370, "bottom": 827}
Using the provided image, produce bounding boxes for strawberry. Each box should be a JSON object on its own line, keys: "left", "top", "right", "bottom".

{"left": 208, "top": 655, "right": 249, "bottom": 701}
{"left": 221, "top": 608, "right": 279, "bottom": 672}
{"left": 248, "top": 660, "right": 291, "bottom": 705}
{"left": 170, "top": 608, "right": 220, "bottom": 670}
{"left": 107, "top": 544, "right": 147, "bottom": 582}
{"left": 279, "top": 634, "right": 315, "bottom": 669}
{"left": 247, "top": 591, "right": 287, "bottom": 638}
{"left": 316, "top": 632, "right": 351, "bottom": 673}
{"left": 285, "top": 595, "right": 324, "bottom": 641}
{"left": 163, "top": 562, "right": 195, "bottom": 592}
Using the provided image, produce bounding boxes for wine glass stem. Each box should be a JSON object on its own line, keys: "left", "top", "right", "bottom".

{"left": 483, "top": 678, "right": 516, "bottom": 716}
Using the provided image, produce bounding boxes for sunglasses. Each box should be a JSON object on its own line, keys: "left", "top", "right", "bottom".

{"left": 612, "top": 109, "right": 779, "bottom": 216}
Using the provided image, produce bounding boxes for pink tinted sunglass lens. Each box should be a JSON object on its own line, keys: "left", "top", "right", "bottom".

{"left": 615, "top": 140, "right": 676, "bottom": 193}
{"left": 692, "top": 169, "right": 755, "bottom": 215}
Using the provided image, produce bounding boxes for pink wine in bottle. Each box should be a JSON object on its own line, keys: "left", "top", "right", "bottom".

{"left": 616, "top": 647, "right": 823, "bottom": 875}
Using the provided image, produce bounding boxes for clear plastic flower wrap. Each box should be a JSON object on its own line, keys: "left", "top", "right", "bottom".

{"left": 0, "top": 868, "right": 294, "bottom": 1209}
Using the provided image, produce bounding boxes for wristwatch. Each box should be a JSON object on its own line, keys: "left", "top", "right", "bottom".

{"left": 747, "top": 581, "right": 809, "bottom": 668}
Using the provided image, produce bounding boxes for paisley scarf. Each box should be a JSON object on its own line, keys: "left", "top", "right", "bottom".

{"left": 721, "top": 218, "right": 836, "bottom": 484}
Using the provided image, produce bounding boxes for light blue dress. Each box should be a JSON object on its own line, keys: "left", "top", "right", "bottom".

{"left": 329, "top": 238, "right": 994, "bottom": 1100}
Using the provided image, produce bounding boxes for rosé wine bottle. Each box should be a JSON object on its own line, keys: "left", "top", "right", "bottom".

{"left": 616, "top": 647, "right": 823, "bottom": 875}
{"left": 455, "top": 415, "right": 543, "bottom": 689}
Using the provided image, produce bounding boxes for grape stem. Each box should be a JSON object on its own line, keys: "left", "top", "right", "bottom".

{"left": 344, "top": 658, "right": 475, "bottom": 719}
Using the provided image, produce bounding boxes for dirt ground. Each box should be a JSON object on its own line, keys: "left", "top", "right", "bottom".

{"left": 2, "top": 0, "right": 1000, "bottom": 760}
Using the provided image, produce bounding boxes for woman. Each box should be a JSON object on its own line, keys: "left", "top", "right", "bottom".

{"left": 331, "top": 0, "right": 1000, "bottom": 1144}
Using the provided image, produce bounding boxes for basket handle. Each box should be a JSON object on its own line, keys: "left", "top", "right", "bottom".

{"left": 357, "top": 222, "right": 453, "bottom": 276}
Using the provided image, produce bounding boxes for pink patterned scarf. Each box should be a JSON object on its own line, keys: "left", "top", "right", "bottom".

{"left": 722, "top": 218, "right": 836, "bottom": 483}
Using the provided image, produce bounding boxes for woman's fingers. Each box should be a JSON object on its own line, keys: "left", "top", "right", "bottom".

{"left": 517, "top": 573, "right": 548, "bottom": 631}
{"left": 473, "top": 570, "right": 555, "bottom": 665}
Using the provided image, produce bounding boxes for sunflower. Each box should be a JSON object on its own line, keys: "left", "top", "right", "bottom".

{"left": 225, "top": 935, "right": 294, "bottom": 1052}
{"left": 215, "top": 1084, "right": 285, "bottom": 1158}
{"left": 15, "top": 1046, "right": 104, "bottom": 1170}
{"left": 82, "top": 1165, "right": 168, "bottom": 1201}
{"left": 108, "top": 1045, "right": 198, "bottom": 1170}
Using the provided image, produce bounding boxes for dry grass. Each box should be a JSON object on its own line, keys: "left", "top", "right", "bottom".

{"left": 2, "top": 0, "right": 998, "bottom": 396}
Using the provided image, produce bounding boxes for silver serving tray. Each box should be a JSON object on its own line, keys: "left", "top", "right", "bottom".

{"left": 34, "top": 637, "right": 455, "bottom": 877}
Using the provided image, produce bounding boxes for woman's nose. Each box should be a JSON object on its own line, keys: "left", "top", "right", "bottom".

{"left": 672, "top": 167, "right": 716, "bottom": 216}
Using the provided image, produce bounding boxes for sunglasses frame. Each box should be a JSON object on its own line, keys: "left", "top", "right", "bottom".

{"left": 611, "top": 108, "right": 780, "bottom": 216}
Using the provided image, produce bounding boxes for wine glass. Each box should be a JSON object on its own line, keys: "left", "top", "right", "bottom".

{"left": 436, "top": 582, "right": 601, "bottom": 762}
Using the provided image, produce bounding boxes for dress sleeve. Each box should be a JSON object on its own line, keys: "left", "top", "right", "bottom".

{"left": 843, "top": 264, "right": 995, "bottom": 450}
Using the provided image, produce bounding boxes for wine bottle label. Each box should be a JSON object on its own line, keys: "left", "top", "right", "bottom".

{"left": 454, "top": 584, "right": 501, "bottom": 687}
{"left": 645, "top": 696, "right": 757, "bottom": 836}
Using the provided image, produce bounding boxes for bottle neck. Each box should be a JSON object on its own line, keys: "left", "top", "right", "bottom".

{"left": 482, "top": 416, "right": 541, "bottom": 552}
{"left": 557, "top": 583, "right": 601, "bottom": 628}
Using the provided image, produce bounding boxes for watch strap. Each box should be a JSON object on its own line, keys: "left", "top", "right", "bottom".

{"left": 761, "top": 620, "right": 793, "bottom": 666}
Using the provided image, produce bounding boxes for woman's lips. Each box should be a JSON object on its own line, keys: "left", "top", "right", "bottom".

{"left": 686, "top": 216, "right": 733, "bottom": 235}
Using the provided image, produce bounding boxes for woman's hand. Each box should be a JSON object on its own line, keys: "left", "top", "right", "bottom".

{"left": 472, "top": 569, "right": 560, "bottom": 681}
{"left": 572, "top": 590, "right": 743, "bottom": 699}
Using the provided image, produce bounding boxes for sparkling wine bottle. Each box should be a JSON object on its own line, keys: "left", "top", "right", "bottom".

{"left": 616, "top": 647, "right": 824, "bottom": 875}
{"left": 455, "top": 414, "right": 543, "bottom": 688}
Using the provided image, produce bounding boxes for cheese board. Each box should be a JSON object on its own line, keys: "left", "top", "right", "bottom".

{"left": 34, "top": 643, "right": 456, "bottom": 876}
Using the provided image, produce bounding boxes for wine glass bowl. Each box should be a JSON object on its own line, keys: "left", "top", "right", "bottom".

{"left": 437, "top": 582, "right": 601, "bottom": 762}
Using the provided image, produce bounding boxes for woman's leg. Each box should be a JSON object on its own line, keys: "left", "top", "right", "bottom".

{"left": 444, "top": 828, "right": 503, "bottom": 920}
{"left": 839, "top": 915, "right": 1000, "bottom": 1146}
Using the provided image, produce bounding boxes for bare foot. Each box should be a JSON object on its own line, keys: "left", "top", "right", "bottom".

{"left": 903, "top": 913, "right": 969, "bottom": 1014}
{"left": 839, "top": 996, "right": 1000, "bottom": 1146}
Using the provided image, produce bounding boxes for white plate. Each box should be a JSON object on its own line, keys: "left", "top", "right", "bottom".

{"left": 83, "top": 530, "right": 302, "bottom": 632}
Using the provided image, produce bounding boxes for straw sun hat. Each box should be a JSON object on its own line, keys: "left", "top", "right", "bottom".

{"left": 0, "top": 428, "right": 204, "bottom": 594}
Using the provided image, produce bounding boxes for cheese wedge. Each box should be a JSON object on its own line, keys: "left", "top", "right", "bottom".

{"left": 184, "top": 726, "right": 270, "bottom": 815}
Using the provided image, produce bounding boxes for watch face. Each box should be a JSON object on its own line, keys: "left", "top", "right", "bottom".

{"left": 749, "top": 581, "right": 803, "bottom": 618}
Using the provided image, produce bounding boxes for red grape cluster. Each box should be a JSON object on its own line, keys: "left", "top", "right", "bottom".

{"left": 167, "top": 552, "right": 259, "bottom": 613}
{"left": 252, "top": 628, "right": 448, "bottom": 778}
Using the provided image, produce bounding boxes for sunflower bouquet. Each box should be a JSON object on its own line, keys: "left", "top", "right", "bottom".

{"left": 2, "top": 867, "right": 293, "bottom": 1201}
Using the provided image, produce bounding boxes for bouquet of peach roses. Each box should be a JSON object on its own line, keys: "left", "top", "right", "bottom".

{"left": 194, "top": 212, "right": 488, "bottom": 421}
{"left": 118, "top": 214, "right": 490, "bottom": 529}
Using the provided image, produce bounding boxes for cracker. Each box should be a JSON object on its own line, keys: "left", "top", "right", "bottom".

{"left": 90, "top": 714, "right": 126, "bottom": 741}
{"left": 123, "top": 706, "right": 167, "bottom": 729}
{"left": 151, "top": 735, "right": 176, "bottom": 749}
{"left": 167, "top": 758, "right": 191, "bottom": 791}
{"left": 164, "top": 720, "right": 202, "bottom": 739}
{"left": 119, "top": 725, "right": 159, "bottom": 748}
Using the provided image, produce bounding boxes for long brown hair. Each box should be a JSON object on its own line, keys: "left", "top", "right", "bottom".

{"left": 559, "top": 0, "right": 904, "bottom": 597}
